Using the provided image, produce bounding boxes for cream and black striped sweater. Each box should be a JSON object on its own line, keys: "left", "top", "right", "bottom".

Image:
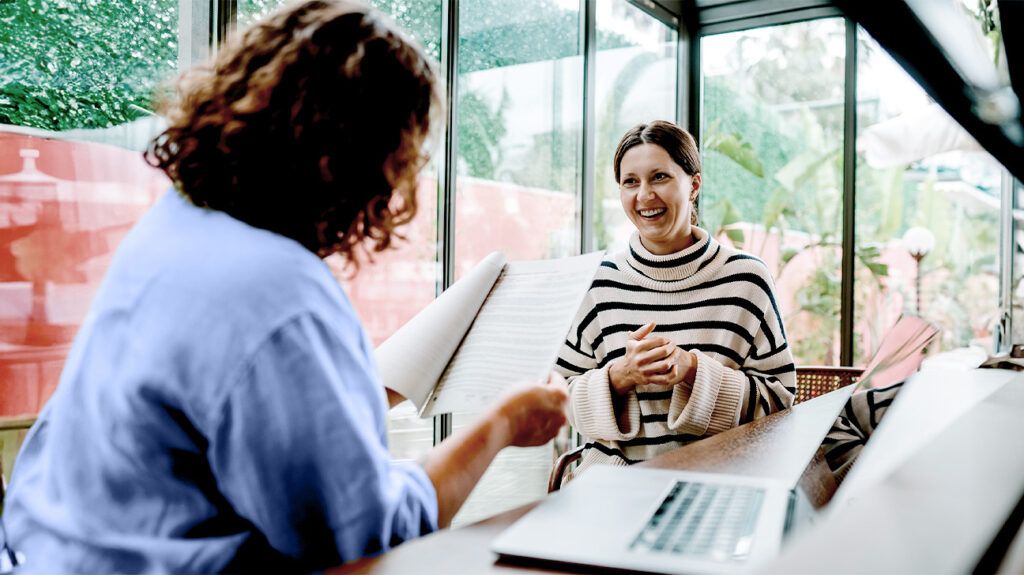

{"left": 556, "top": 227, "right": 796, "bottom": 477}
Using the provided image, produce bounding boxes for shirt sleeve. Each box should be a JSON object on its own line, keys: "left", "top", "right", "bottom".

{"left": 206, "top": 312, "right": 438, "bottom": 571}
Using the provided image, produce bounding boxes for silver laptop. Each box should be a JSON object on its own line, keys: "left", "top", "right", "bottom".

{"left": 491, "top": 316, "right": 938, "bottom": 574}
{"left": 493, "top": 465, "right": 798, "bottom": 574}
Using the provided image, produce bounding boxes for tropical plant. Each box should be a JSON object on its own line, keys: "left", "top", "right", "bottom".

{"left": 0, "top": 0, "right": 177, "bottom": 131}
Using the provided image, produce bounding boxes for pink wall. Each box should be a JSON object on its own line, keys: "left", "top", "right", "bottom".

{"left": 0, "top": 133, "right": 168, "bottom": 416}
{"left": 0, "top": 135, "right": 576, "bottom": 416}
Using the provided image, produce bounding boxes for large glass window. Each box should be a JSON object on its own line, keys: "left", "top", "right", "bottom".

{"left": 593, "top": 2, "right": 677, "bottom": 252}
{"left": 0, "top": 0, "right": 178, "bottom": 417}
{"left": 854, "top": 30, "right": 1002, "bottom": 361}
{"left": 450, "top": 0, "right": 583, "bottom": 524}
{"left": 701, "top": 19, "right": 847, "bottom": 365}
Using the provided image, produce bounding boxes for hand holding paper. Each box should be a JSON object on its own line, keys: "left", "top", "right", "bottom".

{"left": 490, "top": 372, "right": 569, "bottom": 448}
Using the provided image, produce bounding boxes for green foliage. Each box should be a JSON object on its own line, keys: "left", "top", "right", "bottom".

{"left": 459, "top": 0, "right": 630, "bottom": 74}
{"left": 701, "top": 21, "right": 903, "bottom": 365}
{"left": 704, "top": 122, "right": 764, "bottom": 178}
{"left": 856, "top": 244, "right": 888, "bottom": 281}
{"left": 515, "top": 127, "right": 580, "bottom": 193}
{"left": 593, "top": 50, "right": 663, "bottom": 248}
{"left": 367, "top": 0, "right": 443, "bottom": 61}
{"left": 457, "top": 87, "right": 508, "bottom": 178}
{"left": 0, "top": 0, "right": 177, "bottom": 131}
{"left": 701, "top": 79, "right": 803, "bottom": 227}
{"left": 239, "top": 0, "right": 444, "bottom": 60}
{"left": 963, "top": 0, "right": 1003, "bottom": 68}
{"left": 701, "top": 196, "right": 746, "bottom": 249}
{"left": 453, "top": 0, "right": 632, "bottom": 195}
{"left": 792, "top": 253, "right": 841, "bottom": 364}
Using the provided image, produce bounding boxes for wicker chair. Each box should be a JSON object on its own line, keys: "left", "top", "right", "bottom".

{"left": 547, "top": 366, "right": 863, "bottom": 492}
{"left": 794, "top": 365, "right": 863, "bottom": 404}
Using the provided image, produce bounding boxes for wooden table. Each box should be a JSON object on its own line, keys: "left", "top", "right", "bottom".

{"left": 332, "top": 388, "right": 851, "bottom": 575}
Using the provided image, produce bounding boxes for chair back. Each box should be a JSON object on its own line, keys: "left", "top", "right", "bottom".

{"left": 794, "top": 366, "right": 863, "bottom": 404}
{"left": 0, "top": 416, "right": 34, "bottom": 573}
{"left": 547, "top": 444, "right": 585, "bottom": 493}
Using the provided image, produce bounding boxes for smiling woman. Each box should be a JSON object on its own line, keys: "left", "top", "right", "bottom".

{"left": 554, "top": 120, "right": 797, "bottom": 481}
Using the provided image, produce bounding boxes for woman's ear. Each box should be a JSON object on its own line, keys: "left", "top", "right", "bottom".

{"left": 690, "top": 172, "right": 702, "bottom": 201}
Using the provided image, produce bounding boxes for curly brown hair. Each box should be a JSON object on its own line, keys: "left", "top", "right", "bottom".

{"left": 145, "top": 0, "right": 441, "bottom": 263}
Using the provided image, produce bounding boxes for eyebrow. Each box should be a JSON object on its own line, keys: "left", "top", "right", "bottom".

{"left": 622, "top": 166, "right": 673, "bottom": 178}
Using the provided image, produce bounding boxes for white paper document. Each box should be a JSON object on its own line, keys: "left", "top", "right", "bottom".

{"left": 375, "top": 250, "right": 605, "bottom": 417}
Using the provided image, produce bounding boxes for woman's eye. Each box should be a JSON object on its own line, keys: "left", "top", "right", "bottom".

{"left": 622, "top": 178, "right": 638, "bottom": 186}
{"left": 653, "top": 173, "right": 668, "bottom": 181}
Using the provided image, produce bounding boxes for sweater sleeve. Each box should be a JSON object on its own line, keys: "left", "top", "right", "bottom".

{"left": 564, "top": 366, "right": 641, "bottom": 441}
{"left": 555, "top": 293, "right": 641, "bottom": 441}
{"left": 666, "top": 350, "right": 745, "bottom": 435}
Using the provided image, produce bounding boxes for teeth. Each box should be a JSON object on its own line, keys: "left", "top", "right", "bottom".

{"left": 639, "top": 208, "right": 666, "bottom": 217}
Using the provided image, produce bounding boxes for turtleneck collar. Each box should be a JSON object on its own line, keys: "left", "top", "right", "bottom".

{"left": 623, "top": 227, "right": 718, "bottom": 282}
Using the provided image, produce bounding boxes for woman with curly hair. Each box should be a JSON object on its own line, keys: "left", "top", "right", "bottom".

{"left": 1, "top": 1, "right": 568, "bottom": 573}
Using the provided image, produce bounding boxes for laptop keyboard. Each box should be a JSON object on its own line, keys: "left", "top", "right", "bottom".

{"left": 630, "top": 481, "right": 765, "bottom": 562}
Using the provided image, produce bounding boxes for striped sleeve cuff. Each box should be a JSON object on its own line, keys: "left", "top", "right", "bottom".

{"left": 568, "top": 366, "right": 641, "bottom": 441}
{"left": 667, "top": 350, "right": 743, "bottom": 435}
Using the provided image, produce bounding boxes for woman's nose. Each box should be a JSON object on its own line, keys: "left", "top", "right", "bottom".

{"left": 638, "top": 181, "right": 655, "bottom": 201}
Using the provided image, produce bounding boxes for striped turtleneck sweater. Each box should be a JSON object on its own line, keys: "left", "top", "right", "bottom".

{"left": 555, "top": 227, "right": 796, "bottom": 478}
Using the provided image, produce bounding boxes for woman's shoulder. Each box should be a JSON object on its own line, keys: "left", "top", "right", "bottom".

{"left": 715, "top": 243, "right": 772, "bottom": 277}
{"left": 593, "top": 250, "right": 652, "bottom": 287}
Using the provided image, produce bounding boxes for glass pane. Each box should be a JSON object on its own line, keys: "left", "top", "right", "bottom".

{"left": 854, "top": 29, "right": 1002, "bottom": 362}
{"left": 451, "top": 0, "right": 582, "bottom": 525}
{"left": 701, "top": 19, "right": 847, "bottom": 365}
{"left": 594, "top": 2, "right": 677, "bottom": 251}
{"left": 0, "top": 0, "right": 178, "bottom": 416}
{"left": 237, "top": 0, "right": 443, "bottom": 462}
{"left": 238, "top": 0, "right": 442, "bottom": 62}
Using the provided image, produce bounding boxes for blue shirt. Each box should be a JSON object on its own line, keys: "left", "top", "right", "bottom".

{"left": 3, "top": 191, "right": 438, "bottom": 573}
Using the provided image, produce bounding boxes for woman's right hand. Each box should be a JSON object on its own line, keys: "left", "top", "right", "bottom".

{"left": 608, "top": 322, "right": 675, "bottom": 396}
{"left": 491, "top": 372, "right": 569, "bottom": 448}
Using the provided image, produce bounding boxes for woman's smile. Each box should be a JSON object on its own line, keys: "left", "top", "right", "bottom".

{"left": 638, "top": 208, "right": 667, "bottom": 219}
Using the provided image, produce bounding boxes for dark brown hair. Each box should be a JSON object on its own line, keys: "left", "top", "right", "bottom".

{"left": 613, "top": 120, "right": 702, "bottom": 224}
{"left": 145, "top": 0, "right": 441, "bottom": 264}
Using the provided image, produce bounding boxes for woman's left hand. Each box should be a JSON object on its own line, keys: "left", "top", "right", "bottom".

{"left": 642, "top": 344, "right": 697, "bottom": 387}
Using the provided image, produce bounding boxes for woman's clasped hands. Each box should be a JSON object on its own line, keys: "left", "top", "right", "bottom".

{"left": 608, "top": 322, "right": 697, "bottom": 396}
